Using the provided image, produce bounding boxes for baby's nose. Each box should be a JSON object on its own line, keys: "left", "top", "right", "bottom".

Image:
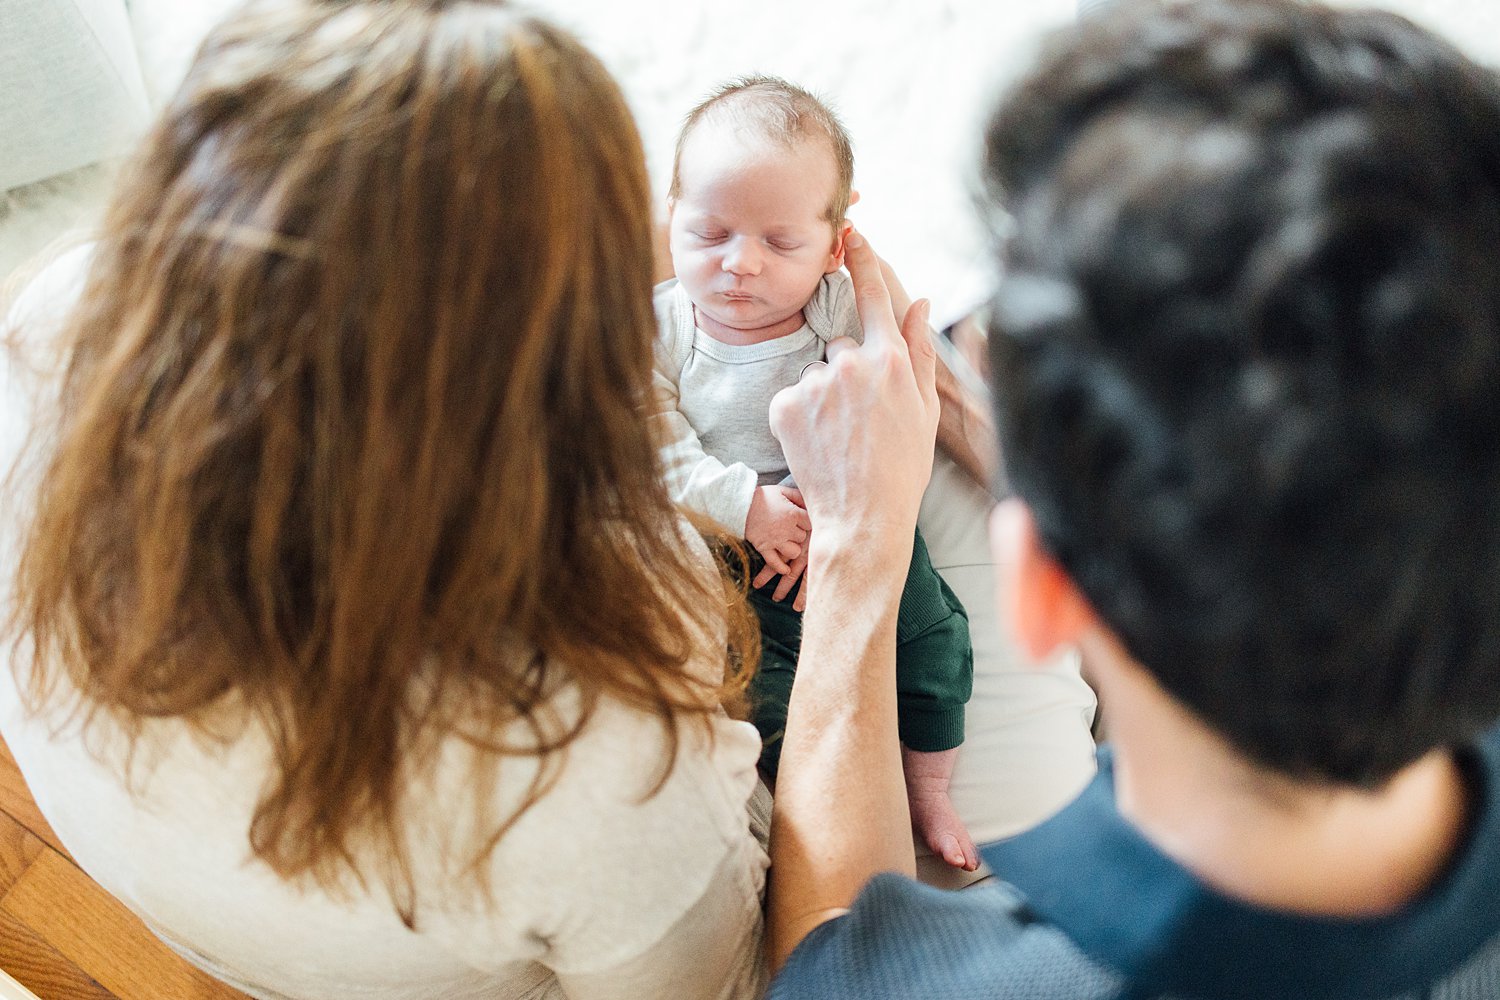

{"left": 722, "top": 238, "right": 762, "bottom": 276}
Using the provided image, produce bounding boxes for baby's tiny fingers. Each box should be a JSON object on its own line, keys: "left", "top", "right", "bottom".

{"left": 773, "top": 559, "right": 806, "bottom": 603}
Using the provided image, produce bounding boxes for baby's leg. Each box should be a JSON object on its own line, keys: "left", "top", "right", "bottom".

{"left": 903, "top": 745, "right": 979, "bottom": 871}
{"left": 914, "top": 454, "right": 1099, "bottom": 889}
{"left": 891, "top": 527, "right": 977, "bottom": 873}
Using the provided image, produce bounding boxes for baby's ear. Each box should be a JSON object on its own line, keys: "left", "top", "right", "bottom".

{"left": 654, "top": 199, "right": 677, "bottom": 283}
{"left": 827, "top": 221, "right": 854, "bottom": 272}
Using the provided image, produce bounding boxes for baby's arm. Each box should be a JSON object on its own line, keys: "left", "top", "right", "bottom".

{"left": 648, "top": 358, "right": 761, "bottom": 536}
{"left": 649, "top": 360, "right": 812, "bottom": 577}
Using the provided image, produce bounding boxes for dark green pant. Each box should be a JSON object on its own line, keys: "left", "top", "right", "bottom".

{"left": 745, "top": 528, "right": 972, "bottom": 778}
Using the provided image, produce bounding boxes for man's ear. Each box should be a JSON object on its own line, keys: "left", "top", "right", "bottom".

{"left": 992, "top": 498, "right": 1097, "bottom": 662}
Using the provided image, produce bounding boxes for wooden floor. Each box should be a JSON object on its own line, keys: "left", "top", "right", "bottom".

{"left": 0, "top": 736, "right": 249, "bottom": 1000}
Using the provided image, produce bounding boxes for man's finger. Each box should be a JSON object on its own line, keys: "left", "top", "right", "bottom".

{"left": 904, "top": 298, "right": 939, "bottom": 417}
{"left": 877, "top": 256, "right": 941, "bottom": 421}
{"left": 878, "top": 254, "right": 915, "bottom": 325}
{"left": 753, "top": 564, "right": 778, "bottom": 589}
{"left": 824, "top": 335, "right": 858, "bottom": 363}
{"left": 842, "top": 228, "right": 906, "bottom": 358}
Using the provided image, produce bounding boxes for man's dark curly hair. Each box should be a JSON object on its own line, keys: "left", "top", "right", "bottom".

{"left": 984, "top": 0, "right": 1500, "bottom": 786}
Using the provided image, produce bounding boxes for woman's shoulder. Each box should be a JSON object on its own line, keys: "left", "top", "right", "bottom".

{"left": 4, "top": 241, "right": 95, "bottom": 353}
{"left": 4, "top": 240, "right": 94, "bottom": 390}
{"left": 2, "top": 243, "right": 99, "bottom": 608}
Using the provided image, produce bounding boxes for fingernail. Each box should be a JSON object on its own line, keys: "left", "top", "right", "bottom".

{"left": 846, "top": 230, "right": 865, "bottom": 249}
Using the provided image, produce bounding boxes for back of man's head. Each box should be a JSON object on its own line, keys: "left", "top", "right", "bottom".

{"left": 984, "top": 0, "right": 1500, "bottom": 786}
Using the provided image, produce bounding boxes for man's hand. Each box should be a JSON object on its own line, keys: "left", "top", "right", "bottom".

{"left": 770, "top": 229, "right": 940, "bottom": 554}
{"left": 745, "top": 484, "right": 811, "bottom": 577}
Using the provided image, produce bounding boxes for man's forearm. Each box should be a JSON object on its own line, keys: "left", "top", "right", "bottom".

{"left": 763, "top": 226, "right": 940, "bottom": 974}
{"left": 766, "top": 532, "right": 917, "bottom": 971}
{"left": 935, "top": 358, "right": 999, "bottom": 489}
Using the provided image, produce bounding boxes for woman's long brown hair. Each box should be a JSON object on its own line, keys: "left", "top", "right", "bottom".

{"left": 6, "top": 0, "right": 755, "bottom": 912}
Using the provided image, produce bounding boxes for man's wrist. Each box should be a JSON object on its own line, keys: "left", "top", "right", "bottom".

{"left": 809, "top": 521, "right": 914, "bottom": 600}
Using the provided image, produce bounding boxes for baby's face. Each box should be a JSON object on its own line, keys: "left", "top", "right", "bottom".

{"left": 669, "top": 121, "right": 843, "bottom": 334}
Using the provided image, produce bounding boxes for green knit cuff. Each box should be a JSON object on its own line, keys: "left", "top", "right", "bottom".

{"left": 897, "top": 703, "right": 966, "bottom": 752}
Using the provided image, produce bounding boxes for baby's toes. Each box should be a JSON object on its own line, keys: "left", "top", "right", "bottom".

{"left": 910, "top": 792, "right": 978, "bottom": 870}
{"left": 936, "top": 833, "right": 969, "bottom": 870}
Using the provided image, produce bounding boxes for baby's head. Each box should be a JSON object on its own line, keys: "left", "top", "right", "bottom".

{"left": 667, "top": 76, "right": 854, "bottom": 334}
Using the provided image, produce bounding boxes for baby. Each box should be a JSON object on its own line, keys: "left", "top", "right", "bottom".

{"left": 650, "top": 76, "right": 977, "bottom": 871}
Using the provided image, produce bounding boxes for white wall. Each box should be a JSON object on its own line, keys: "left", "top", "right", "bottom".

{"left": 4, "top": 0, "right": 1498, "bottom": 305}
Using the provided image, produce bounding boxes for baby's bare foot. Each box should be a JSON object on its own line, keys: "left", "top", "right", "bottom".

{"left": 902, "top": 746, "right": 979, "bottom": 871}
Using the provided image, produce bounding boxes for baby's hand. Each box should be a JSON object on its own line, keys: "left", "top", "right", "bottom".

{"left": 745, "top": 485, "right": 811, "bottom": 578}
{"left": 751, "top": 488, "right": 811, "bottom": 609}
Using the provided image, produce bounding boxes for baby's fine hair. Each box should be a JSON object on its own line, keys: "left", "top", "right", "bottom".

{"left": 669, "top": 75, "right": 854, "bottom": 233}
